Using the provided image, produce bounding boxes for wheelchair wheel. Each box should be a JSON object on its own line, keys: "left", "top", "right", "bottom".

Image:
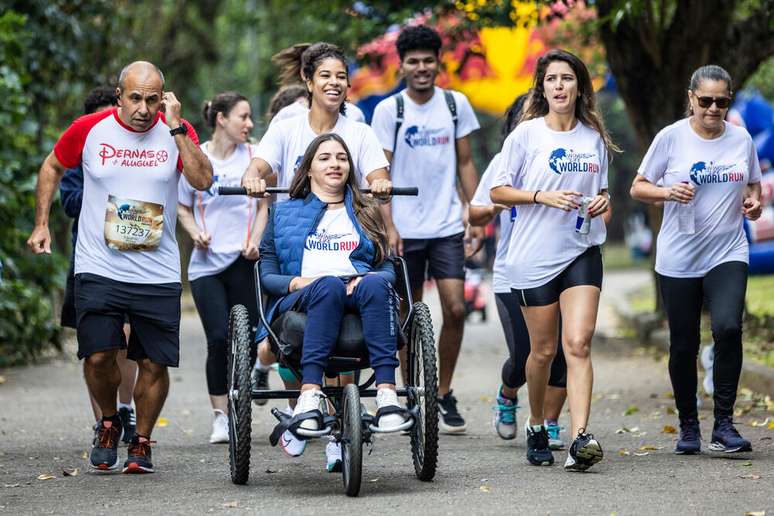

{"left": 407, "top": 301, "right": 438, "bottom": 481}
{"left": 227, "top": 304, "right": 252, "bottom": 485}
{"left": 341, "top": 383, "right": 363, "bottom": 497}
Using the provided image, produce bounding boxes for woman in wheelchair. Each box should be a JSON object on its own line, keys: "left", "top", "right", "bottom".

{"left": 258, "top": 133, "right": 408, "bottom": 444}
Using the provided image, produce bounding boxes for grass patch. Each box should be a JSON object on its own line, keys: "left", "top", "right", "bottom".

{"left": 747, "top": 275, "right": 774, "bottom": 317}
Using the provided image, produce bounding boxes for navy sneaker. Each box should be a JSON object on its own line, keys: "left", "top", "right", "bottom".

{"left": 123, "top": 435, "right": 154, "bottom": 474}
{"left": 564, "top": 430, "right": 603, "bottom": 472}
{"left": 118, "top": 406, "right": 136, "bottom": 444}
{"left": 90, "top": 415, "right": 122, "bottom": 472}
{"left": 709, "top": 417, "right": 752, "bottom": 453}
{"left": 438, "top": 391, "right": 467, "bottom": 434}
{"left": 251, "top": 367, "right": 269, "bottom": 406}
{"left": 525, "top": 423, "right": 554, "bottom": 466}
{"left": 493, "top": 387, "right": 517, "bottom": 440}
{"left": 675, "top": 418, "right": 701, "bottom": 454}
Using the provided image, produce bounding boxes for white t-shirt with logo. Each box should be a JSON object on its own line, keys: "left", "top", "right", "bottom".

{"left": 471, "top": 153, "right": 513, "bottom": 293}
{"left": 492, "top": 117, "right": 608, "bottom": 289}
{"left": 301, "top": 207, "right": 360, "bottom": 277}
{"left": 270, "top": 100, "right": 366, "bottom": 126}
{"left": 638, "top": 118, "right": 762, "bottom": 277}
{"left": 371, "top": 87, "right": 480, "bottom": 239}
{"left": 178, "top": 142, "right": 258, "bottom": 281}
{"left": 255, "top": 113, "right": 388, "bottom": 198}
{"left": 54, "top": 108, "right": 198, "bottom": 284}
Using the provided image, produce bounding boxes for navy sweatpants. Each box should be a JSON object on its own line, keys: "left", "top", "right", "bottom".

{"left": 277, "top": 275, "right": 399, "bottom": 385}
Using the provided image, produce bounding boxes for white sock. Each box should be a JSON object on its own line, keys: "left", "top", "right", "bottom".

{"left": 118, "top": 402, "right": 133, "bottom": 411}
{"left": 254, "top": 359, "right": 271, "bottom": 372}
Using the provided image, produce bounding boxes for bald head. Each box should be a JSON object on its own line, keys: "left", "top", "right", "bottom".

{"left": 115, "top": 61, "right": 167, "bottom": 131}
{"left": 118, "top": 61, "right": 165, "bottom": 91}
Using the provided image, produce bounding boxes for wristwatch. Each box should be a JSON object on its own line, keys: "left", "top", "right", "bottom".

{"left": 169, "top": 124, "right": 187, "bottom": 137}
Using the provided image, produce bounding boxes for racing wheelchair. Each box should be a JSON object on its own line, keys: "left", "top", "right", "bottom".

{"left": 219, "top": 186, "right": 439, "bottom": 497}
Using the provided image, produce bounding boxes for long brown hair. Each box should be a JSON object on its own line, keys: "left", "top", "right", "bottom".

{"left": 522, "top": 49, "right": 620, "bottom": 158}
{"left": 288, "top": 133, "right": 389, "bottom": 264}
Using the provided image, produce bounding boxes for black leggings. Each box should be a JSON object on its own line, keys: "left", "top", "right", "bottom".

{"left": 495, "top": 292, "right": 567, "bottom": 390}
{"left": 658, "top": 261, "right": 748, "bottom": 420}
{"left": 190, "top": 256, "right": 258, "bottom": 396}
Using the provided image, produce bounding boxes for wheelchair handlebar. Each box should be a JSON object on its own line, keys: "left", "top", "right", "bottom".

{"left": 218, "top": 186, "right": 418, "bottom": 196}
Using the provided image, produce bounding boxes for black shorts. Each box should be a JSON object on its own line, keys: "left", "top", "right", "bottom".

{"left": 75, "top": 273, "right": 182, "bottom": 366}
{"left": 512, "top": 246, "right": 603, "bottom": 307}
{"left": 403, "top": 232, "right": 465, "bottom": 291}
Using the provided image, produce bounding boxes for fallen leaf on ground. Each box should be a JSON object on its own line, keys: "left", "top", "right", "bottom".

{"left": 742, "top": 461, "right": 753, "bottom": 466}
{"left": 661, "top": 425, "right": 677, "bottom": 434}
{"left": 265, "top": 469, "right": 277, "bottom": 474}
{"left": 37, "top": 474, "right": 54, "bottom": 480}
{"left": 62, "top": 468, "right": 79, "bottom": 477}
{"left": 4, "top": 484, "right": 20, "bottom": 488}
{"left": 768, "top": 421, "right": 774, "bottom": 430}
{"left": 750, "top": 418, "right": 770, "bottom": 427}
{"left": 638, "top": 445, "right": 663, "bottom": 451}
{"left": 222, "top": 501, "right": 238, "bottom": 508}
{"left": 739, "top": 474, "right": 761, "bottom": 480}
{"left": 615, "top": 426, "right": 639, "bottom": 434}
{"left": 666, "top": 407, "right": 676, "bottom": 415}
{"left": 623, "top": 406, "right": 639, "bottom": 416}
{"left": 480, "top": 485, "right": 491, "bottom": 493}
{"left": 156, "top": 417, "right": 169, "bottom": 428}
{"left": 617, "top": 448, "right": 630, "bottom": 456}
{"left": 765, "top": 395, "right": 774, "bottom": 412}
{"left": 81, "top": 451, "right": 88, "bottom": 459}
{"left": 479, "top": 396, "right": 493, "bottom": 403}
{"left": 0, "top": 375, "right": 6, "bottom": 384}
{"left": 368, "top": 478, "right": 379, "bottom": 482}
{"left": 743, "top": 511, "right": 765, "bottom": 516}
{"left": 633, "top": 451, "right": 649, "bottom": 456}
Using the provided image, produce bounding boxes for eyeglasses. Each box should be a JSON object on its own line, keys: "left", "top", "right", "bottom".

{"left": 696, "top": 96, "right": 732, "bottom": 109}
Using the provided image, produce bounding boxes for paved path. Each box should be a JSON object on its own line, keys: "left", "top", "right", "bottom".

{"left": 1, "top": 271, "right": 772, "bottom": 515}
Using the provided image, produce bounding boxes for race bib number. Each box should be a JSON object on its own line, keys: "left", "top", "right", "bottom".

{"left": 104, "top": 195, "right": 164, "bottom": 251}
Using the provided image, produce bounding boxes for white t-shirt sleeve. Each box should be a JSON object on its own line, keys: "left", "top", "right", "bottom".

{"left": 638, "top": 127, "right": 672, "bottom": 184}
{"left": 254, "top": 123, "right": 284, "bottom": 172}
{"left": 471, "top": 154, "right": 500, "bottom": 207}
{"left": 453, "top": 91, "right": 480, "bottom": 139}
{"left": 346, "top": 102, "right": 366, "bottom": 123}
{"left": 177, "top": 174, "right": 195, "bottom": 207}
{"left": 492, "top": 132, "right": 526, "bottom": 189}
{"left": 370, "top": 99, "right": 396, "bottom": 153}
{"left": 356, "top": 124, "right": 390, "bottom": 179}
{"left": 748, "top": 135, "right": 762, "bottom": 183}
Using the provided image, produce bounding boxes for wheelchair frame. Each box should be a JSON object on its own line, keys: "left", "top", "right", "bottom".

{"left": 225, "top": 256, "right": 439, "bottom": 497}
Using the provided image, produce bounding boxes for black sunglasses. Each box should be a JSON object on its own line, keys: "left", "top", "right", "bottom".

{"left": 696, "top": 96, "right": 732, "bottom": 109}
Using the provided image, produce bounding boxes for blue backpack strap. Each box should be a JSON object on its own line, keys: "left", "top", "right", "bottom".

{"left": 444, "top": 89, "right": 458, "bottom": 137}
{"left": 392, "top": 93, "right": 404, "bottom": 156}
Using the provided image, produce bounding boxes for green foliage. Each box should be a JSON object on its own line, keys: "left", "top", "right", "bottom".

{"left": 0, "top": 10, "right": 63, "bottom": 366}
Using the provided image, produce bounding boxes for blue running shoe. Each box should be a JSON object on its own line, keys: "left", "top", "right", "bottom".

{"left": 525, "top": 423, "right": 554, "bottom": 466}
{"left": 709, "top": 417, "right": 751, "bottom": 453}
{"left": 675, "top": 418, "right": 701, "bottom": 454}
{"left": 90, "top": 416, "right": 122, "bottom": 472}
{"left": 493, "top": 388, "right": 517, "bottom": 440}
{"left": 545, "top": 420, "right": 565, "bottom": 450}
{"left": 123, "top": 435, "right": 154, "bottom": 474}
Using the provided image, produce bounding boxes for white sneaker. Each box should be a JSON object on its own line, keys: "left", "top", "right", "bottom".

{"left": 375, "top": 388, "right": 407, "bottom": 431}
{"left": 293, "top": 389, "right": 323, "bottom": 431}
{"left": 278, "top": 405, "right": 307, "bottom": 457}
{"left": 325, "top": 437, "right": 342, "bottom": 472}
{"left": 209, "top": 410, "right": 229, "bottom": 444}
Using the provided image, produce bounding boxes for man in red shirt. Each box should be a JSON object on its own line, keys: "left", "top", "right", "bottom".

{"left": 28, "top": 61, "right": 212, "bottom": 474}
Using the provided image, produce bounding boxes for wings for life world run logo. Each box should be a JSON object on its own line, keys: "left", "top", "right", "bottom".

{"left": 548, "top": 148, "right": 599, "bottom": 175}
{"left": 305, "top": 229, "right": 359, "bottom": 252}
{"left": 99, "top": 143, "right": 169, "bottom": 167}
{"left": 117, "top": 203, "right": 152, "bottom": 225}
{"left": 404, "top": 126, "right": 450, "bottom": 148}
{"left": 689, "top": 161, "right": 744, "bottom": 185}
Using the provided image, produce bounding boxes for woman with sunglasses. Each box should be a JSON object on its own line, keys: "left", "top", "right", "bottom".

{"left": 631, "top": 65, "right": 762, "bottom": 455}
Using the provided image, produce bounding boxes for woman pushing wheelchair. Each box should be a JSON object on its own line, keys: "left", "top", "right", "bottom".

{"left": 252, "top": 133, "right": 408, "bottom": 440}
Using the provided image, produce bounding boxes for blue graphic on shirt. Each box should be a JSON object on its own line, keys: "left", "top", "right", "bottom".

{"left": 205, "top": 174, "right": 220, "bottom": 196}
{"left": 404, "top": 125, "right": 450, "bottom": 149}
{"left": 689, "top": 161, "right": 742, "bottom": 185}
{"left": 548, "top": 148, "right": 598, "bottom": 175}
{"left": 293, "top": 155, "right": 303, "bottom": 173}
{"left": 305, "top": 229, "right": 358, "bottom": 251}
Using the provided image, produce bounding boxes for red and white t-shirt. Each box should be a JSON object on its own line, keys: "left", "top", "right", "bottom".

{"left": 54, "top": 108, "right": 198, "bottom": 284}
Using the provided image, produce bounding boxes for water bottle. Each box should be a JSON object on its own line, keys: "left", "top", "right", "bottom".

{"left": 677, "top": 181, "right": 695, "bottom": 235}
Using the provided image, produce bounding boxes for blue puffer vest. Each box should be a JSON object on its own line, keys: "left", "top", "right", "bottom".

{"left": 273, "top": 187, "right": 376, "bottom": 276}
